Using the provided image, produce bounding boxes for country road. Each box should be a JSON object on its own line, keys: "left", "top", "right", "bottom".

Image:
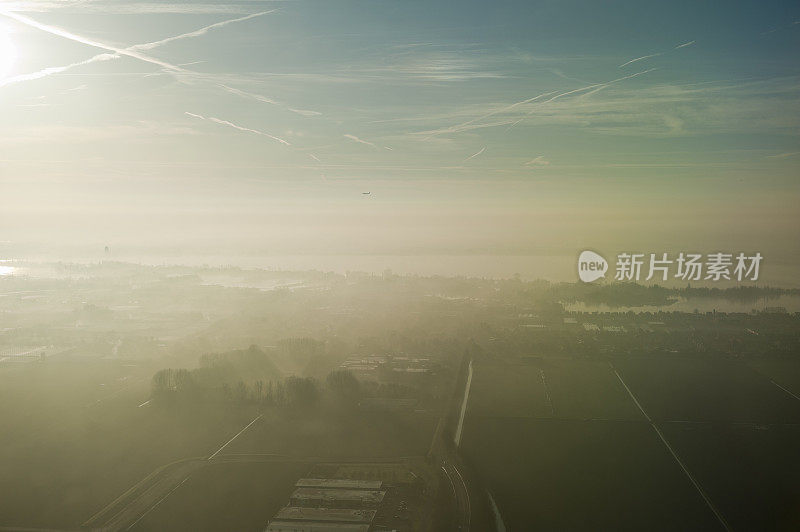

{"left": 442, "top": 460, "right": 471, "bottom": 531}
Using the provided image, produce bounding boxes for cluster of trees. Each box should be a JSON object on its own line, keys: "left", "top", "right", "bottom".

{"left": 219, "top": 376, "right": 320, "bottom": 408}
{"left": 152, "top": 367, "right": 337, "bottom": 409}
{"left": 150, "top": 346, "right": 365, "bottom": 409}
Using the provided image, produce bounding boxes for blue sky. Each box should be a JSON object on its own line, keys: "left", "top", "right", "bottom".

{"left": 0, "top": 1, "right": 799, "bottom": 281}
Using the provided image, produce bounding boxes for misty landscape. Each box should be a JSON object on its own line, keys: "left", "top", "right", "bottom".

{"left": 0, "top": 263, "right": 799, "bottom": 530}
{"left": 1, "top": 0, "right": 800, "bottom": 530}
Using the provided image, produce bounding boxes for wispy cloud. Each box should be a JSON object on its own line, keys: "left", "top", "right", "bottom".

{"left": 424, "top": 90, "right": 559, "bottom": 137}
{"left": 408, "top": 76, "right": 800, "bottom": 141}
{"left": 420, "top": 68, "right": 657, "bottom": 137}
{"left": 185, "top": 111, "right": 290, "bottom": 146}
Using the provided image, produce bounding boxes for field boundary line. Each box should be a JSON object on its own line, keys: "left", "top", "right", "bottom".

{"left": 125, "top": 475, "right": 191, "bottom": 531}
{"left": 208, "top": 413, "right": 262, "bottom": 460}
{"left": 610, "top": 363, "right": 732, "bottom": 532}
{"left": 81, "top": 457, "right": 203, "bottom": 527}
{"left": 453, "top": 360, "right": 473, "bottom": 447}
{"left": 770, "top": 379, "right": 800, "bottom": 402}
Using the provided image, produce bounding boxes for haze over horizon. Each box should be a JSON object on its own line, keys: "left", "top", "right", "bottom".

{"left": 1, "top": 0, "right": 799, "bottom": 283}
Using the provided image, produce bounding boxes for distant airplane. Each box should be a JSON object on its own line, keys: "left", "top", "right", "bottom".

{"left": 362, "top": 191, "right": 371, "bottom": 195}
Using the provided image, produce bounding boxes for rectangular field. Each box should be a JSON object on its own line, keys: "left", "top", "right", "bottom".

{"left": 468, "top": 358, "right": 641, "bottom": 420}
{"left": 0, "top": 359, "right": 258, "bottom": 529}
{"left": 128, "top": 461, "right": 310, "bottom": 532}
{"left": 613, "top": 357, "right": 800, "bottom": 423}
{"left": 223, "top": 410, "right": 438, "bottom": 459}
{"left": 662, "top": 423, "right": 800, "bottom": 531}
{"left": 461, "top": 417, "right": 724, "bottom": 531}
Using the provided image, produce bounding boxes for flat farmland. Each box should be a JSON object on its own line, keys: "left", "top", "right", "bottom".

{"left": 662, "top": 423, "right": 800, "bottom": 531}
{"left": 461, "top": 417, "right": 723, "bottom": 531}
{"left": 128, "top": 461, "right": 309, "bottom": 532}
{"left": 613, "top": 357, "right": 800, "bottom": 423}
{"left": 0, "top": 358, "right": 257, "bottom": 529}
{"left": 468, "top": 358, "right": 640, "bottom": 420}
{"left": 223, "top": 410, "right": 438, "bottom": 459}
{"left": 748, "top": 358, "right": 800, "bottom": 400}
{"left": 462, "top": 356, "right": 800, "bottom": 531}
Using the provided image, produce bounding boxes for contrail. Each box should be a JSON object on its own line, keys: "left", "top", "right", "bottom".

{"left": 344, "top": 134, "right": 377, "bottom": 148}
{"left": 464, "top": 146, "right": 485, "bottom": 161}
{"left": 425, "top": 90, "right": 558, "bottom": 138}
{"left": 0, "top": 52, "right": 117, "bottom": 87}
{"left": 0, "top": 10, "right": 273, "bottom": 85}
{"left": 185, "top": 111, "right": 290, "bottom": 146}
{"left": 618, "top": 53, "right": 662, "bottom": 69}
{"left": 0, "top": 10, "right": 188, "bottom": 72}
{"left": 543, "top": 68, "right": 656, "bottom": 103}
{"left": 524, "top": 156, "right": 549, "bottom": 166}
{"left": 505, "top": 68, "right": 657, "bottom": 131}
{"left": 131, "top": 11, "right": 274, "bottom": 51}
{"left": 429, "top": 68, "right": 655, "bottom": 137}
{"left": 0, "top": 10, "right": 318, "bottom": 116}
{"left": 619, "top": 40, "right": 696, "bottom": 68}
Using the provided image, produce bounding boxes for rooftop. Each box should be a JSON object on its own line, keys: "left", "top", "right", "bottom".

{"left": 275, "top": 507, "right": 376, "bottom": 524}
{"left": 265, "top": 521, "right": 370, "bottom": 532}
{"left": 291, "top": 488, "right": 385, "bottom": 504}
{"left": 295, "top": 478, "right": 383, "bottom": 490}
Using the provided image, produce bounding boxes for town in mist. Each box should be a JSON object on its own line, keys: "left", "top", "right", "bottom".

{"left": 1, "top": 1, "right": 799, "bottom": 531}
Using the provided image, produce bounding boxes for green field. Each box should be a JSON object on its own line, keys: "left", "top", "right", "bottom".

{"left": 662, "top": 423, "right": 800, "bottom": 530}
{"left": 748, "top": 358, "right": 800, "bottom": 399}
{"left": 128, "top": 461, "right": 310, "bottom": 532}
{"left": 613, "top": 357, "right": 800, "bottom": 423}
{"left": 462, "top": 417, "right": 724, "bottom": 531}
{"left": 468, "top": 358, "right": 640, "bottom": 420}
{"left": 0, "top": 357, "right": 258, "bottom": 528}
{"left": 223, "top": 409, "right": 438, "bottom": 459}
{"left": 462, "top": 356, "right": 800, "bottom": 531}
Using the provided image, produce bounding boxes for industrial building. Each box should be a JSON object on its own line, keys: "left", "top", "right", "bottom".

{"left": 289, "top": 488, "right": 385, "bottom": 509}
{"left": 294, "top": 478, "right": 383, "bottom": 490}
{"left": 265, "top": 521, "right": 370, "bottom": 532}
{"left": 274, "top": 507, "right": 376, "bottom": 524}
{"left": 265, "top": 474, "right": 394, "bottom": 532}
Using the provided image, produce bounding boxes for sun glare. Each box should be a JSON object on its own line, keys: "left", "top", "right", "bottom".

{"left": 0, "top": 23, "right": 18, "bottom": 79}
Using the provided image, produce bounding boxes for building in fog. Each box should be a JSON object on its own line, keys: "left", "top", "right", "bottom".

{"left": 274, "top": 507, "right": 375, "bottom": 525}
{"left": 265, "top": 521, "right": 370, "bottom": 532}
{"left": 289, "top": 488, "right": 385, "bottom": 509}
{"left": 294, "top": 479, "right": 383, "bottom": 490}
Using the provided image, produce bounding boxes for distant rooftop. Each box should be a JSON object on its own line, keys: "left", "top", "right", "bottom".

{"left": 295, "top": 478, "right": 383, "bottom": 491}
{"left": 275, "top": 507, "right": 376, "bottom": 524}
{"left": 291, "top": 488, "right": 385, "bottom": 504}
{"left": 265, "top": 521, "right": 370, "bottom": 532}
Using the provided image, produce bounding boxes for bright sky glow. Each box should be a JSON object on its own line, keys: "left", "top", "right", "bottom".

{"left": 0, "top": 1, "right": 798, "bottom": 282}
